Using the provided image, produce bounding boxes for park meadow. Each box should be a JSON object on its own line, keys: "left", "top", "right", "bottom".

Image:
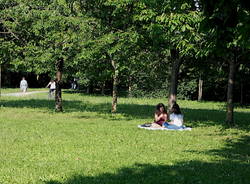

{"left": 1, "top": 0, "right": 250, "bottom": 183}
{"left": 0, "top": 90, "right": 250, "bottom": 184}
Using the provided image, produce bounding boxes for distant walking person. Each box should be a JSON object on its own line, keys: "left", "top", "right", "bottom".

{"left": 20, "top": 77, "right": 28, "bottom": 93}
{"left": 71, "top": 78, "right": 78, "bottom": 90}
{"left": 46, "top": 80, "right": 56, "bottom": 98}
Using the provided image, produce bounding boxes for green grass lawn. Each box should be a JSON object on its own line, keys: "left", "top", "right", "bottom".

{"left": 1, "top": 88, "right": 47, "bottom": 94}
{"left": 0, "top": 91, "right": 250, "bottom": 184}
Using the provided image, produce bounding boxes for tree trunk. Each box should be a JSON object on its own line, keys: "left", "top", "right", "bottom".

{"left": 128, "top": 75, "right": 132, "bottom": 98}
{"left": 240, "top": 80, "right": 243, "bottom": 105}
{"left": 198, "top": 75, "right": 203, "bottom": 101}
{"left": 0, "top": 64, "right": 1, "bottom": 97}
{"left": 111, "top": 59, "right": 118, "bottom": 113}
{"left": 128, "top": 85, "right": 132, "bottom": 98}
{"left": 168, "top": 49, "right": 181, "bottom": 109}
{"left": 101, "top": 82, "right": 105, "bottom": 95}
{"left": 86, "top": 85, "right": 90, "bottom": 94}
{"left": 55, "top": 58, "right": 64, "bottom": 112}
{"left": 226, "top": 59, "right": 236, "bottom": 126}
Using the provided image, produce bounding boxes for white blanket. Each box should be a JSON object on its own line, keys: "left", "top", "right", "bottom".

{"left": 138, "top": 125, "right": 191, "bottom": 131}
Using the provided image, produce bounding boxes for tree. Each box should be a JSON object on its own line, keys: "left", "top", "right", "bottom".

{"left": 70, "top": 0, "right": 141, "bottom": 112}
{"left": 1, "top": 0, "right": 87, "bottom": 111}
{"left": 0, "top": 0, "right": 28, "bottom": 96}
{"left": 132, "top": 0, "right": 203, "bottom": 108}
{"left": 201, "top": 0, "right": 250, "bottom": 125}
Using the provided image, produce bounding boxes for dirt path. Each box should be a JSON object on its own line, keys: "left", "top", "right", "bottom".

{"left": 1, "top": 91, "right": 47, "bottom": 97}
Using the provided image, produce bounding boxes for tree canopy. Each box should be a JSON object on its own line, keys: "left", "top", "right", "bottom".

{"left": 1, "top": 0, "right": 249, "bottom": 124}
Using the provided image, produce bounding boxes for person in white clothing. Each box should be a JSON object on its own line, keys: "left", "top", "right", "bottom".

{"left": 20, "top": 77, "right": 28, "bottom": 93}
{"left": 163, "top": 102, "right": 184, "bottom": 128}
{"left": 46, "top": 80, "right": 56, "bottom": 98}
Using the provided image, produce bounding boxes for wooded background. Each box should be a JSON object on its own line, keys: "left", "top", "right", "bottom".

{"left": 1, "top": 0, "right": 250, "bottom": 124}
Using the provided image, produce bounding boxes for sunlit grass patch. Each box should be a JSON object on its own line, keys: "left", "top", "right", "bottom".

{"left": 0, "top": 91, "right": 249, "bottom": 184}
{"left": 1, "top": 88, "right": 46, "bottom": 94}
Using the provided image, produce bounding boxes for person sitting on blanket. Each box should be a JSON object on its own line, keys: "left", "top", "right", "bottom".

{"left": 163, "top": 102, "right": 184, "bottom": 128}
{"left": 150, "top": 103, "right": 169, "bottom": 128}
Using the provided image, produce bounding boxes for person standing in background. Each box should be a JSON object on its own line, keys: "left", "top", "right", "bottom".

{"left": 46, "top": 79, "right": 56, "bottom": 98}
{"left": 20, "top": 77, "right": 28, "bottom": 93}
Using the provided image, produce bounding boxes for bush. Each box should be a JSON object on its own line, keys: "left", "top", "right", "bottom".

{"left": 177, "top": 79, "right": 197, "bottom": 100}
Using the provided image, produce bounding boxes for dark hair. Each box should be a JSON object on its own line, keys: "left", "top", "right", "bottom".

{"left": 171, "top": 102, "right": 182, "bottom": 114}
{"left": 155, "top": 103, "right": 167, "bottom": 113}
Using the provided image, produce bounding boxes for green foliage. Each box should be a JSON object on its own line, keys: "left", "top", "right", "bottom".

{"left": 129, "top": 82, "right": 169, "bottom": 98}
{"left": 0, "top": 0, "right": 88, "bottom": 77}
{"left": 1, "top": 0, "right": 250, "bottom": 103}
{"left": 200, "top": 0, "right": 250, "bottom": 55}
{"left": 177, "top": 79, "right": 197, "bottom": 100}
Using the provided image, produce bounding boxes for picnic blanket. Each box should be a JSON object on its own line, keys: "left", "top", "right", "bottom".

{"left": 138, "top": 124, "right": 192, "bottom": 131}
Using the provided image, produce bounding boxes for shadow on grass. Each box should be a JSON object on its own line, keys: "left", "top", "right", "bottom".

{"left": 1, "top": 99, "right": 249, "bottom": 129}
{"left": 45, "top": 136, "right": 250, "bottom": 184}
{"left": 0, "top": 99, "right": 154, "bottom": 118}
{"left": 62, "top": 90, "right": 86, "bottom": 94}
{"left": 207, "top": 135, "right": 250, "bottom": 162}
{"left": 45, "top": 161, "right": 250, "bottom": 184}
{"left": 0, "top": 99, "right": 53, "bottom": 109}
{"left": 183, "top": 108, "right": 250, "bottom": 129}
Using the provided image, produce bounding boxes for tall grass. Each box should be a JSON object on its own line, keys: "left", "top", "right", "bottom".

{"left": 0, "top": 91, "right": 249, "bottom": 184}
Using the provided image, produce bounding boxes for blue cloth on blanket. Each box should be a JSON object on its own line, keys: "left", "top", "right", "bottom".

{"left": 163, "top": 122, "right": 185, "bottom": 130}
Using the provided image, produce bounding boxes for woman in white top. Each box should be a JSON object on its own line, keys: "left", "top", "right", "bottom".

{"left": 164, "top": 102, "right": 184, "bottom": 128}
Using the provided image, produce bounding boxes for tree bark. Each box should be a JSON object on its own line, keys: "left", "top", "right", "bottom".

{"left": 101, "top": 81, "right": 105, "bottom": 95}
{"left": 128, "top": 75, "right": 132, "bottom": 98}
{"left": 0, "top": 64, "right": 1, "bottom": 97}
{"left": 240, "top": 80, "right": 243, "bottom": 105}
{"left": 198, "top": 75, "right": 203, "bottom": 101}
{"left": 128, "top": 85, "right": 132, "bottom": 98}
{"left": 111, "top": 59, "right": 118, "bottom": 113}
{"left": 55, "top": 58, "right": 64, "bottom": 112}
{"left": 86, "top": 85, "right": 90, "bottom": 94}
{"left": 226, "top": 58, "right": 236, "bottom": 126}
{"left": 168, "top": 49, "right": 181, "bottom": 109}
{"left": 0, "top": 61, "right": 7, "bottom": 97}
